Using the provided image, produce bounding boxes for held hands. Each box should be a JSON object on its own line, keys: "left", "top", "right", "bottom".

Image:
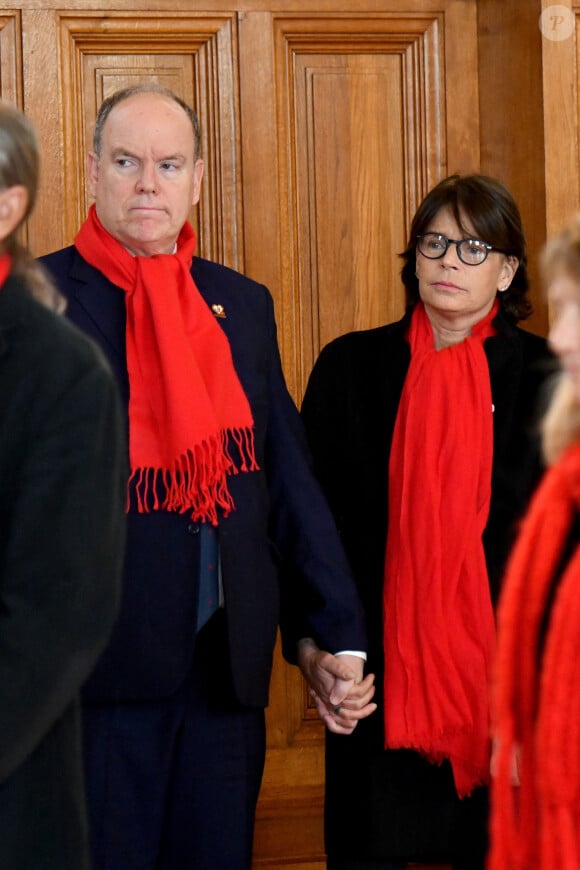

{"left": 297, "top": 638, "right": 377, "bottom": 735}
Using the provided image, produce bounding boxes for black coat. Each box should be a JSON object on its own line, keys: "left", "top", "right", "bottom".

{"left": 41, "top": 247, "right": 367, "bottom": 706}
{"left": 301, "top": 309, "right": 555, "bottom": 864}
{"left": 0, "top": 276, "right": 126, "bottom": 870}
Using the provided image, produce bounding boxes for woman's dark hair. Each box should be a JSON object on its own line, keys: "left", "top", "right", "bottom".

{"left": 400, "top": 174, "right": 532, "bottom": 323}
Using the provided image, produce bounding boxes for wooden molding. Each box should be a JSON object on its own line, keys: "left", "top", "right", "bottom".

{"left": 0, "top": 13, "right": 22, "bottom": 107}
{"left": 0, "top": 12, "right": 26, "bottom": 248}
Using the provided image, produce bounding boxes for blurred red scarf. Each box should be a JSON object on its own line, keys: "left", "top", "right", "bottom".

{"left": 75, "top": 205, "right": 257, "bottom": 524}
{"left": 489, "top": 443, "right": 580, "bottom": 869}
{"left": 383, "top": 300, "right": 497, "bottom": 797}
{"left": 0, "top": 254, "right": 11, "bottom": 287}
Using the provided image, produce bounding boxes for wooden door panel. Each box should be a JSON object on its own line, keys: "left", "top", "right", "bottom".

{"left": 296, "top": 57, "right": 406, "bottom": 357}
{"left": 0, "top": 13, "right": 21, "bottom": 103}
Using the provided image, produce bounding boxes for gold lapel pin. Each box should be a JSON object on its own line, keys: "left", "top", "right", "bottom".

{"left": 211, "top": 303, "right": 226, "bottom": 319}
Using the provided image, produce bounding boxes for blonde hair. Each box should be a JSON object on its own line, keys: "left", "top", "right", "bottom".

{"left": 542, "top": 375, "right": 580, "bottom": 464}
{"left": 0, "top": 100, "right": 63, "bottom": 311}
{"left": 541, "top": 214, "right": 580, "bottom": 464}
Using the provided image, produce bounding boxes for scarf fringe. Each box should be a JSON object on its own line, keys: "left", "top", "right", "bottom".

{"left": 129, "top": 426, "right": 258, "bottom": 524}
{"left": 386, "top": 730, "right": 490, "bottom": 798}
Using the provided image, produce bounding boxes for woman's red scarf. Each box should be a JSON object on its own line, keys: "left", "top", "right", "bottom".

{"left": 383, "top": 300, "right": 497, "bottom": 797}
{"left": 0, "top": 254, "right": 11, "bottom": 288}
{"left": 489, "top": 443, "right": 580, "bottom": 870}
{"left": 75, "top": 205, "right": 258, "bottom": 525}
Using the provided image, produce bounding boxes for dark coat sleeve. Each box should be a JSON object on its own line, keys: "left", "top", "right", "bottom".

{"left": 234, "top": 282, "right": 368, "bottom": 661}
{"left": 0, "top": 291, "right": 127, "bottom": 782}
{"left": 189, "top": 257, "right": 369, "bottom": 663}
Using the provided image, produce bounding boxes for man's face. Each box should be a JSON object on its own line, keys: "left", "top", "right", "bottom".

{"left": 88, "top": 93, "right": 204, "bottom": 256}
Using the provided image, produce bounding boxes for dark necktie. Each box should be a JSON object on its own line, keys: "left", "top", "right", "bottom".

{"left": 196, "top": 523, "right": 220, "bottom": 631}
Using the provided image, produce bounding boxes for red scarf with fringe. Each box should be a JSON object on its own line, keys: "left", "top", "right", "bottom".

{"left": 75, "top": 205, "right": 257, "bottom": 524}
{"left": 489, "top": 442, "right": 580, "bottom": 870}
{"left": 383, "top": 300, "right": 497, "bottom": 798}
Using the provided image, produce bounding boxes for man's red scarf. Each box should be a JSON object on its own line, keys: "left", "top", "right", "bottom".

{"left": 383, "top": 300, "right": 497, "bottom": 797}
{"left": 75, "top": 205, "right": 258, "bottom": 524}
{"left": 489, "top": 443, "right": 580, "bottom": 869}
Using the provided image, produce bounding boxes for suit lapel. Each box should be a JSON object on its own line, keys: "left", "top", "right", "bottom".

{"left": 70, "top": 252, "right": 226, "bottom": 359}
{"left": 67, "top": 251, "right": 126, "bottom": 361}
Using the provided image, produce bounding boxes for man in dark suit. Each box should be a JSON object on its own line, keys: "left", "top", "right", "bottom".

{"left": 41, "top": 83, "right": 375, "bottom": 869}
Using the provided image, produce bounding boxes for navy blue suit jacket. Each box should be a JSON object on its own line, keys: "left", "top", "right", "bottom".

{"left": 41, "top": 246, "right": 367, "bottom": 707}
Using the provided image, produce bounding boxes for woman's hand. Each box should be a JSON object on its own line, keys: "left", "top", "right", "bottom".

{"left": 490, "top": 736, "right": 522, "bottom": 786}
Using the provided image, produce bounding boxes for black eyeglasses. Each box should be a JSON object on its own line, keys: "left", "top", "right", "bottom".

{"left": 417, "top": 232, "right": 502, "bottom": 266}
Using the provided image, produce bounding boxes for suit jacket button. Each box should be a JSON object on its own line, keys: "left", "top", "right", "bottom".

{"left": 187, "top": 523, "right": 200, "bottom": 535}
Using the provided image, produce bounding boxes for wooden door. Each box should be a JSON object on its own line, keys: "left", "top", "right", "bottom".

{"left": 0, "top": 1, "right": 479, "bottom": 865}
{"left": 541, "top": 0, "right": 580, "bottom": 238}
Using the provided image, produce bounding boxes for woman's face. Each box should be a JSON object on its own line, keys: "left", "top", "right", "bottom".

{"left": 415, "top": 205, "right": 518, "bottom": 326}
{"left": 548, "top": 269, "right": 580, "bottom": 400}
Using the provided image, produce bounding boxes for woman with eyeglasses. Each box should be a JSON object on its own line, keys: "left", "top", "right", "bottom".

{"left": 300, "top": 174, "right": 554, "bottom": 870}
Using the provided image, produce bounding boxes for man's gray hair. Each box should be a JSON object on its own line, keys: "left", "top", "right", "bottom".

{"left": 92, "top": 83, "right": 201, "bottom": 161}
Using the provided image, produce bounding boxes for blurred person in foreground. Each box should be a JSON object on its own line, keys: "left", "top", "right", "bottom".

{"left": 489, "top": 214, "right": 580, "bottom": 869}
{"left": 41, "top": 82, "right": 375, "bottom": 869}
{"left": 0, "top": 101, "right": 126, "bottom": 869}
{"left": 301, "top": 174, "right": 554, "bottom": 869}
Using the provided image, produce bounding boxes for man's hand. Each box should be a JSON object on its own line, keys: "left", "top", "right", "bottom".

{"left": 297, "top": 638, "right": 377, "bottom": 734}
